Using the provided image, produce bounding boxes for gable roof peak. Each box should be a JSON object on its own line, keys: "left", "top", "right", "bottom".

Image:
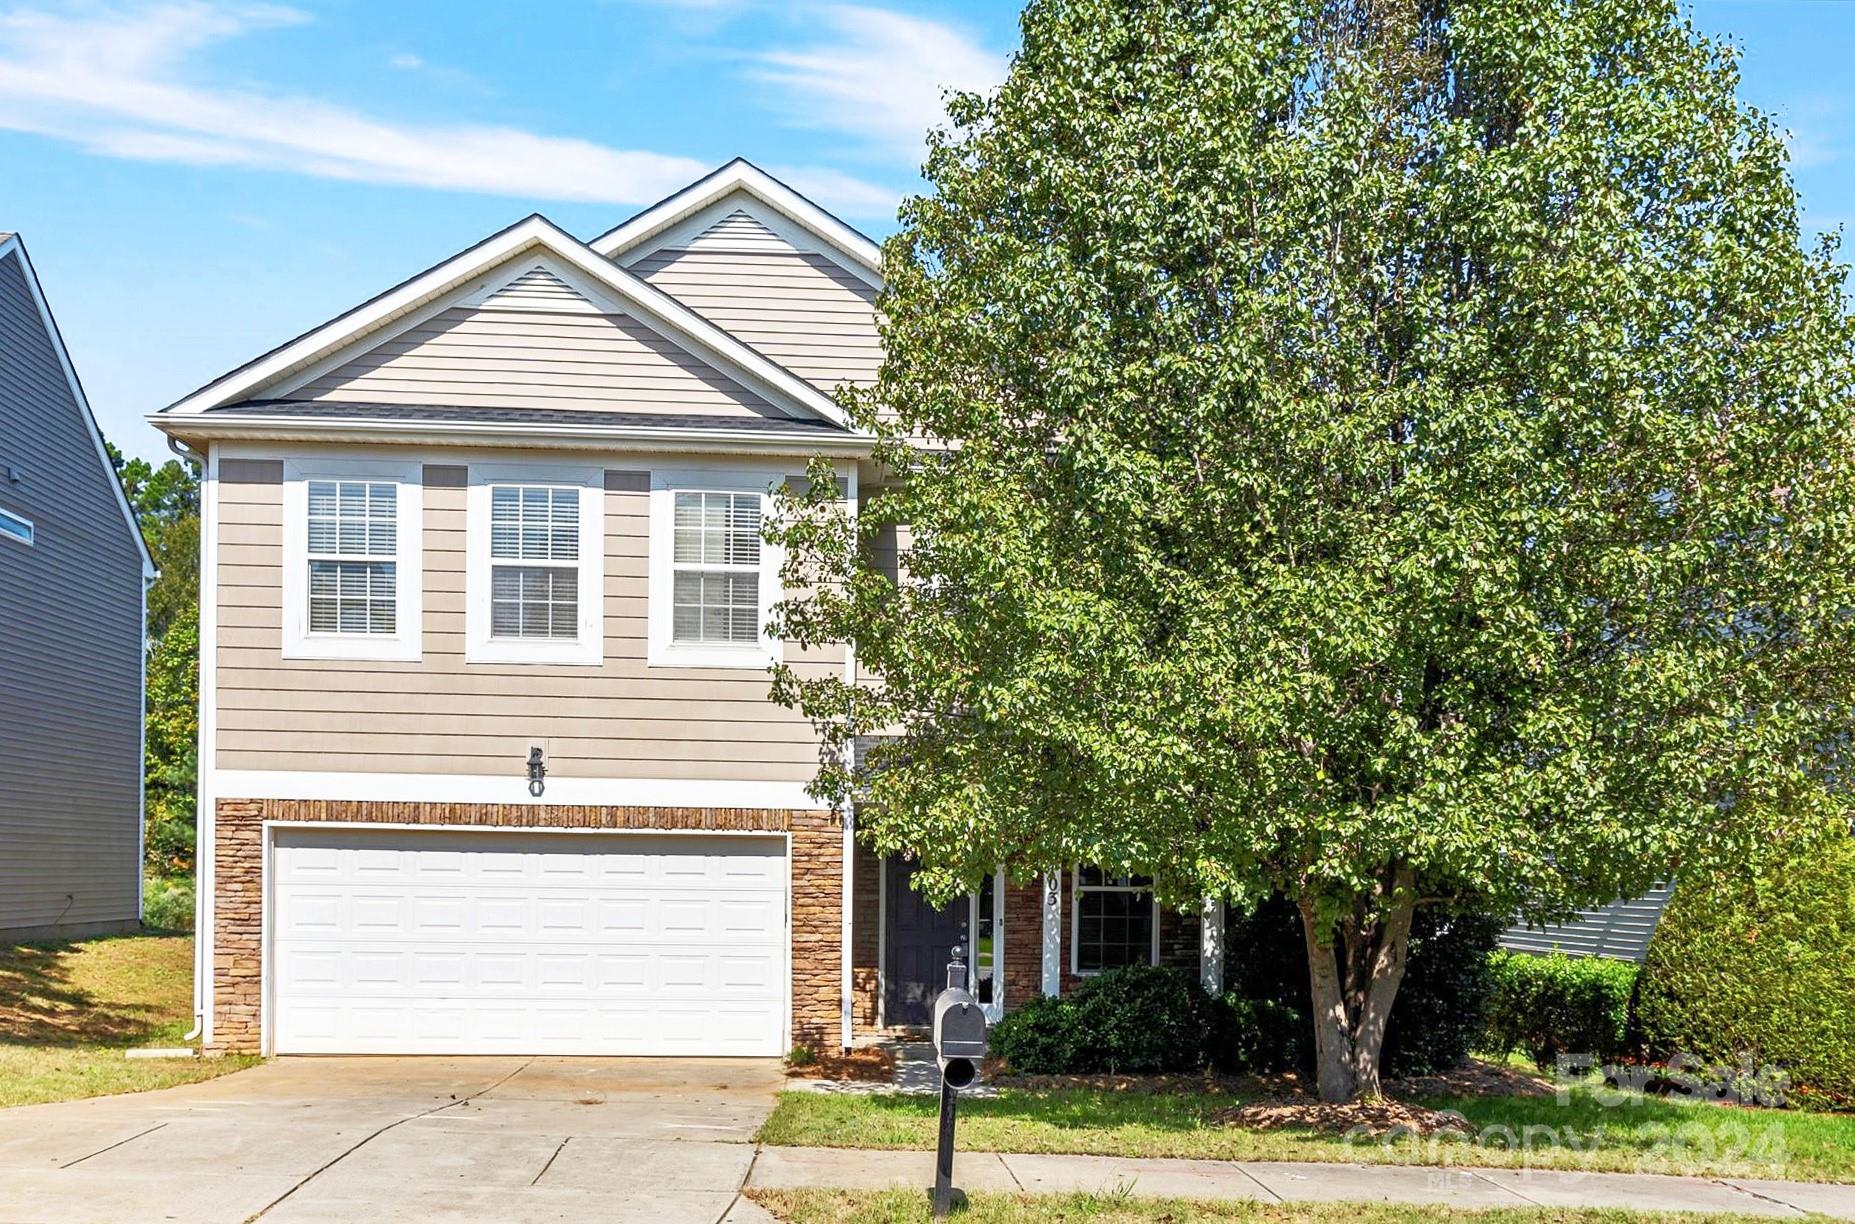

{"left": 590, "top": 159, "right": 884, "bottom": 287}
{"left": 156, "top": 212, "right": 857, "bottom": 431}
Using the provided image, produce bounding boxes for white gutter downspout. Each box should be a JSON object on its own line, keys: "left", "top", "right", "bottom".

{"left": 167, "top": 435, "right": 207, "bottom": 1044}
{"left": 838, "top": 462, "right": 859, "bottom": 1051}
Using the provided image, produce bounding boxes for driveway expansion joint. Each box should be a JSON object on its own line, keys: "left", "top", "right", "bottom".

{"left": 242, "top": 1056, "right": 537, "bottom": 1223}
{"left": 59, "top": 1122, "right": 168, "bottom": 1169}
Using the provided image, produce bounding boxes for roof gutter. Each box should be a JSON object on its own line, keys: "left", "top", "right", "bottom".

{"left": 148, "top": 413, "right": 879, "bottom": 459}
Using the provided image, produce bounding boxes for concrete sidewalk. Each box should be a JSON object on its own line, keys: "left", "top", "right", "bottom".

{"left": 748, "top": 1147, "right": 1855, "bottom": 1217}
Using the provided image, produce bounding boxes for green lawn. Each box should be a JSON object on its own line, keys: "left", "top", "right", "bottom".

{"left": 0, "top": 933, "right": 256, "bottom": 1109}
{"left": 757, "top": 1082, "right": 1855, "bottom": 1183}
{"left": 750, "top": 1190, "right": 1790, "bottom": 1224}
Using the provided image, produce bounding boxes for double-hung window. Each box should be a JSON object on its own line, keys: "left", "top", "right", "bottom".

{"left": 307, "top": 480, "right": 397, "bottom": 634}
{"left": 648, "top": 471, "right": 785, "bottom": 668}
{"left": 672, "top": 491, "right": 762, "bottom": 645}
{"left": 490, "top": 486, "right": 580, "bottom": 640}
{"left": 1072, "top": 867, "right": 1159, "bottom": 974}
{"left": 282, "top": 460, "right": 421, "bottom": 661}
{"left": 466, "top": 465, "right": 602, "bottom": 665}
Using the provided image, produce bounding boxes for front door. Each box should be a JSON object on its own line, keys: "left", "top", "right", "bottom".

{"left": 883, "top": 856, "right": 966, "bottom": 1027}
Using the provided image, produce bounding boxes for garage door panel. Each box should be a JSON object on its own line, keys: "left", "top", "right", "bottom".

{"left": 271, "top": 828, "right": 787, "bottom": 1055}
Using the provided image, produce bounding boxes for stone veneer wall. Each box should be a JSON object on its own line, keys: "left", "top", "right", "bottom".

{"left": 210, "top": 798, "right": 843, "bottom": 1054}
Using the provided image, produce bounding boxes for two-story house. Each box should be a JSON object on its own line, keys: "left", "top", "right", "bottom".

{"left": 2, "top": 232, "right": 155, "bottom": 940}
{"left": 154, "top": 161, "right": 1211, "bottom": 1058}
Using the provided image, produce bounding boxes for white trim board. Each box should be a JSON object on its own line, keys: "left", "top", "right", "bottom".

{"left": 0, "top": 234, "right": 155, "bottom": 578}
{"left": 157, "top": 214, "right": 854, "bottom": 430}
{"left": 592, "top": 159, "right": 883, "bottom": 289}
{"left": 212, "top": 769, "right": 825, "bottom": 810}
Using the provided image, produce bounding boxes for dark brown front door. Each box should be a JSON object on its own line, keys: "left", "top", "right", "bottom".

{"left": 884, "top": 857, "right": 965, "bottom": 1026}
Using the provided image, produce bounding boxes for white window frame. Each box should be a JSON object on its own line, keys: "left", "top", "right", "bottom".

{"left": 466, "top": 462, "right": 604, "bottom": 666}
{"left": 281, "top": 458, "right": 422, "bottom": 662}
{"left": 0, "top": 506, "right": 32, "bottom": 546}
{"left": 1070, "top": 866, "right": 1160, "bottom": 976}
{"left": 967, "top": 868, "right": 1007, "bottom": 1022}
{"left": 647, "top": 467, "right": 784, "bottom": 669}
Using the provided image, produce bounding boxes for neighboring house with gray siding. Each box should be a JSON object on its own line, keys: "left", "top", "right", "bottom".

{"left": 1500, "top": 886, "right": 1675, "bottom": 962}
{"left": 0, "top": 232, "right": 155, "bottom": 940}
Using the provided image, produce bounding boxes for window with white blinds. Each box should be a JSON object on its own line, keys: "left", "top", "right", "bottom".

{"left": 282, "top": 460, "right": 421, "bottom": 662}
{"left": 306, "top": 480, "right": 397, "bottom": 635}
{"left": 465, "top": 465, "right": 601, "bottom": 665}
{"left": 671, "top": 490, "right": 763, "bottom": 645}
{"left": 489, "top": 485, "right": 579, "bottom": 640}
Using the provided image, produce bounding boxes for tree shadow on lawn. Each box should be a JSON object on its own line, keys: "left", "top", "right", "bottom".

{"left": 0, "top": 937, "right": 177, "bottom": 1047}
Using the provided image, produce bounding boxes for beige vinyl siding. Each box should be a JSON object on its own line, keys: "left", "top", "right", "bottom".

{"left": 0, "top": 248, "right": 144, "bottom": 936}
{"left": 215, "top": 460, "right": 840, "bottom": 781}
{"left": 294, "top": 305, "right": 789, "bottom": 418}
{"left": 633, "top": 248, "right": 882, "bottom": 398}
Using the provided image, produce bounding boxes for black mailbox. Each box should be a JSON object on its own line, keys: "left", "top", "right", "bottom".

{"left": 932, "top": 986, "right": 987, "bottom": 1088}
{"left": 928, "top": 941, "right": 989, "bottom": 1218}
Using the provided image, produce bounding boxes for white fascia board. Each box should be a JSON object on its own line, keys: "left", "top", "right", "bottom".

{"left": 159, "top": 214, "right": 852, "bottom": 429}
{"left": 589, "top": 159, "right": 884, "bottom": 286}
{"left": 147, "top": 412, "right": 876, "bottom": 458}
{"left": 1, "top": 234, "right": 156, "bottom": 578}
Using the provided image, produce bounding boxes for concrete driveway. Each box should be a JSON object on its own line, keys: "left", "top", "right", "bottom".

{"left": 0, "top": 1056, "right": 786, "bottom": 1223}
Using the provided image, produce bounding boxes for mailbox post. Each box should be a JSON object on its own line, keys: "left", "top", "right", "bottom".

{"left": 930, "top": 940, "right": 988, "bottom": 1218}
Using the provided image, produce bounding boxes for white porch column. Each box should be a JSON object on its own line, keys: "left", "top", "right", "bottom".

{"left": 840, "top": 804, "right": 855, "bottom": 1049}
{"left": 1200, "top": 896, "right": 1225, "bottom": 995}
{"left": 1040, "top": 871, "right": 1063, "bottom": 996}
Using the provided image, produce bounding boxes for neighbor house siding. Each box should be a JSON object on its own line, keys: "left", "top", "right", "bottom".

{"left": 1500, "top": 886, "right": 1674, "bottom": 963}
{"left": 293, "top": 305, "right": 789, "bottom": 418}
{"left": 0, "top": 247, "right": 144, "bottom": 937}
{"left": 633, "top": 248, "right": 882, "bottom": 397}
{"left": 213, "top": 450, "right": 842, "bottom": 780}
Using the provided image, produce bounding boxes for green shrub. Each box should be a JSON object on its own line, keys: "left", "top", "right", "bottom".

{"left": 1214, "top": 995, "right": 1307, "bottom": 1074}
{"left": 1482, "top": 950, "right": 1638, "bottom": 1067}
{"left": 992, "top": 967, "right": 1216, "bottom": 1074}
{"left": 1634, "top": 836, "right": 1855, "bottom": 1110}
{"left": 142, "top": 873, "right": 194, "bottom": 932}
{"left": 990, "top": 993, "right": 1084, "bottom": 1074}
{"left": 1382, "top": 909, "right": 1504, "bottom": 1075}
{"left": 1069, "top": 965, "right": 1218, "bottom": 1073}
{"left": 1224, "top": 894, "right": 1502, "bottom": 1076}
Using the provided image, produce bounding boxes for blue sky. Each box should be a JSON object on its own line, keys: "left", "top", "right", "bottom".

{"left": 0, "top": 1, "right": 1848, "bottom": 462}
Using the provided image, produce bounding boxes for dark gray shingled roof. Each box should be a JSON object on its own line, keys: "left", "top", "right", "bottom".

{"left": 209, "top": 399, "right": 849, "bottom": 434}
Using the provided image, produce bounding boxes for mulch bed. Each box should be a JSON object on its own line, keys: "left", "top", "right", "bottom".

{"left": 1387, "top": 1059, "right": 1557, "bottom": 1100}
{"left": 785, "top": 1046, "right": 897, "bottom": 1081}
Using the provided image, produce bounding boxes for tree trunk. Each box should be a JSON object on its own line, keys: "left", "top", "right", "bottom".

{"left": 1298, "top": 869, "right": 1417, "bottom": 1103}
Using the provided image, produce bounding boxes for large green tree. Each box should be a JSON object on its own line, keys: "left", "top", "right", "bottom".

{"left": 771, "top": 0, "right": 1855, "bottom": 1101}
{"left": 110, "top": 443, "right": 200, "bottom": 873}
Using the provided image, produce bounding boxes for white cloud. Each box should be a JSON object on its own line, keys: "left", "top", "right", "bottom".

{"left": 746, "top": 4, "right": 1005, "bottom": 160}
{"left": 386, "top": 51, "right": 424, "bottom": 71}
{"left": 0, "top": 1, "right": 898, "bottom": 214}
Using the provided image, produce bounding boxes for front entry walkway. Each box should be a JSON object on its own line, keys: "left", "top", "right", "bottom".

{"left": 749, "top": 1146, "right": 1855, "bottom": 1218}
{"left": 0, "top": 1056, "right": 784, "bottom": 1223}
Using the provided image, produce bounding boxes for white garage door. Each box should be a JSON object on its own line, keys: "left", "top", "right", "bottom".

{"left": 270, "top": 827, "right": 787, "bottom": 1056}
